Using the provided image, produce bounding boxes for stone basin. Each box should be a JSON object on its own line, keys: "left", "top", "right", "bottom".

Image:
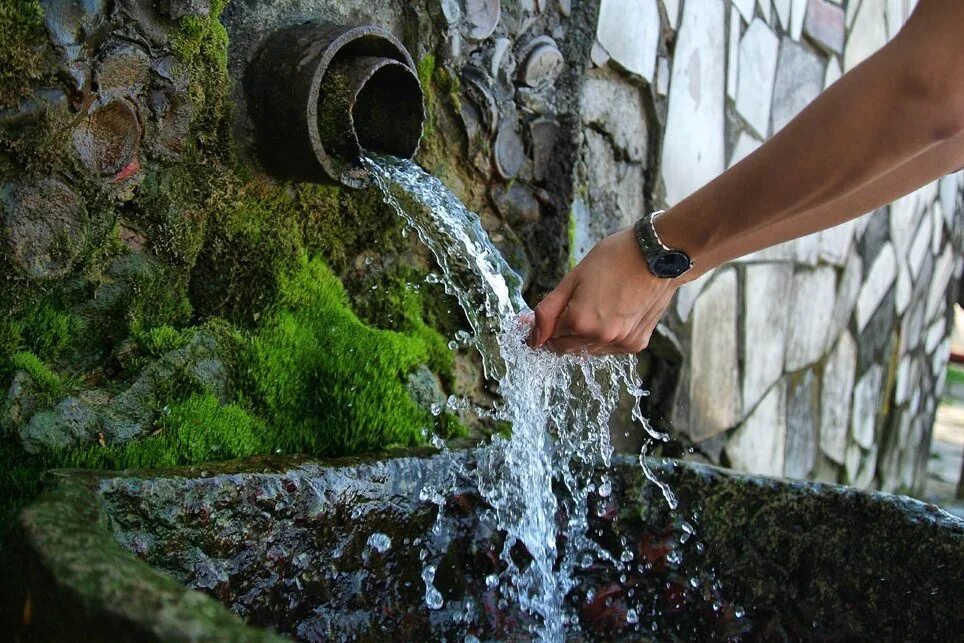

{"left": 6, "top": 450, "right": 962, "bottom": 641}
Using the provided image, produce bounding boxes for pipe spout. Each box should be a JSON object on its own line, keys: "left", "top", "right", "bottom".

{"left": 245, "top": 22, "right": 425, "bottom": 188}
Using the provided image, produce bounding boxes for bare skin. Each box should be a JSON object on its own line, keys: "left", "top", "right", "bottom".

{"left": 530, "top": 0, "right": 964, "bottom": 355}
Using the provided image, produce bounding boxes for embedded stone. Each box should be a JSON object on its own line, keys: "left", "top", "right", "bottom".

{"left": 596, "top": 0, "right": 660, "bottom": 82}
{"left": 1, "top": 178, "right": 88, "bottom": 280}
{"left": 490, "top": 182, "right": 540, "bottom": 225}
{"left": 827, "top": 251, "right": 862, "bottom": 344}
{"left": 939, "top": 172, "right": 962, "bottom": 228}
{"left": 856, "top": 242, "right": 897, "bottom": 331}
{"left": 785, "top": 369, "right": 818, "bottom": 479}
{"left": 817, "top": 218, "right": 855, "bottom": 265}
{"left": 805, "top": 0, "right": 845, "bottom": 53}
{"left": 895, "top": 262, "right": 911, "bottom": 315}
{"left": 661, "top": 0, "right": 726, "bottom": 206}
{"left": 820, "top": 332, "right": 856, "bottom": 464}
{"left": 461, "top": 68, "right": 500, "bottom": 138}
{"left": 790, "top": 0, "right": 807, "bottom": 39}
{"left": 726, "top": 8, "right": 741, "bottom": 101}
{"left": 756, "top": 0, "right": 771, "bottom": 21}
{"left": 519, "top": 42, "right": 564, "bottom": 88}
{"left": 743, "top": 264, "right": 793, "bottom": 413}
{"left": 462, "top": 0, "right": 501, "bottom": 40}
{"left": 853, "top": 444, "right": 878, "bottom": 489}
{"left": 580, "top": 68, "right": 647, "bottom": 162}
{"left": 490, "top": 37, "right": 511, "bottom": 78}
{"left": 156, "top": 0, "right": 211, "bottom": 20}
{"left": 727, "top": 381, "right": 787, "bottom": 477}
{"left": 529, "top": 117, "right": 560, "bottom": 182}
{"left": 663, "top": 0, "right": 680, "bottom": 29}
{"left": 771, "top": 36, "right": 824, "bottom": 134}
{"left": 115, "top": 0, "right": 171, "bottom": 47}
{"left": 785, "top": 266, "right": 836, "bottom": 371}
{"left": 736, "top": 19, "right": 779, "bottom": 138}
{"left": 731, "top": 0, "right": 754, "bottom": 22}
{"left": 824, "top": 55, "right": 842, "bottom": 88}
{"left": 925, "top": 244, "right": 953, "bottom": 322}
{"left": 95, "top": 42, "right": 151, "bottom": 94}
{"left": 583, "top": 129, "right": 644, "bottom": 235}
{"left": 655, "top": 56, "right": 670, "bottom": 96}
{"left": 688, "top": 269, "right": 741, "bottom": 440}
{"left": 441, "top": 0, "right": 461, "bottom": 24}
{"left": 0, "top": 88, "right": 68, "bottom": 129}
{"left": 924, "top": 316, "right": 945, "bottom": 355}
{"left": 43, "top": 0, "right": 108, "bottom": 47}
{"left": 72, "top": 98, "right": 142, "bottom": 176}
{"left": 852, "top": 365, "right": 883, "bottom": 450}
{"left": 729, "top": 130, "right": 761, "bottom": 168}
{"left": 774, "top": 0, "right": 792, "bottom": 29}
{"left": 493, "top": 118, "right": 525, "bottom": 180}
{"left": 844, "top": 0, "right": 887, "bottom": 71}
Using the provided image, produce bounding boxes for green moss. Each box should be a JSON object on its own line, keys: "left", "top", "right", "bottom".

{"left": 246, "top": 255, "right": 432, "bottom": 455}
{"left": 10, "top": 351, "right": 64, "bottom": 397}
{"left": 61, "top": 393, "right": 265, "bottom": 470}
{"left": 0, "top": 0, "right": 49, "bottom": 109}
{"left": 136, "top": 325, "right": 190, "bottom": 357}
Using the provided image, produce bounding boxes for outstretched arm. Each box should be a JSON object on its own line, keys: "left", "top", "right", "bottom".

{"left": 530, "top": 0, "right": 964, "bottom": 354}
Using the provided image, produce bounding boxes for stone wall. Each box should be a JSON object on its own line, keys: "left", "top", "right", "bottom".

{"left": 570, "top": 0, "right": 964, "bottom": 493}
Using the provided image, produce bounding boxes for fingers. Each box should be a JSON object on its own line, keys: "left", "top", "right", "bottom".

{"left": 529, "top": 273, "right": 578, "bottom": 348}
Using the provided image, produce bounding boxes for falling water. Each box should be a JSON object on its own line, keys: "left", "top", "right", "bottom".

{"left": 365, "top": 155, "right": 676, "bottom": 641}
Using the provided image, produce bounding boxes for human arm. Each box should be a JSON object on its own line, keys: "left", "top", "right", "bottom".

{"left": 530, "top": 0, "right": 964, "bottom": 354}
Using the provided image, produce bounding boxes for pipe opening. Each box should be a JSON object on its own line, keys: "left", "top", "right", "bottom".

{"left": 352, "top": 62, "right": 423, "bottom": 158}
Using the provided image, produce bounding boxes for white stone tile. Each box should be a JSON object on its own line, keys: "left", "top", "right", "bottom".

{"left": 820, "top": 332, "right": 856, "bottom": 464}
{"left": 931, "top": 204, "right": 943, "bottom": 254}
{"left": 784, "top": 369, "right": 818, "bottom": 478}
{"left": 785, "top": 266, "right": 836, "bottom": 371}
{"left": 926, "top": 244, "right": 953, "bottom": 321}
{"left": 663, "top": 0, "right": 681, "bottom": 29}
{"left": 757, "top": 0, "right": 772, "bottom": 22}
{"left": 934, "top": 337, "right": 950, "bottom": 379}
{"left": 895, "top": 262, "right": 911, "bottom": 315}
{"left": 790, "top": 0, "right": 807, "bottom": 39}
{"left": 894, "top": 355, "right": 914, "bottom": 405}
{"left": 743, "top": 264, "right": 794, "bottom": 412}
{"left": 675, "top": 268, "right": 714, "bottom": 322}
{"left": 845, "top": 441, "right": 861, "bottom": 483}
{"left": 727, "top": 380, "right": 787, "bottom": 477}
{"left": 853, "top": 444, "right": 877, "bottom": 489}
{"left": 939, "top": 171, "right": 962, "bottom": 228}
{"left": 805, "top": 0, "right": 846, "bottom": 54}
{"left": 688, "top": 268, "right": 741, "bottom": 439}
{"left": 851, "top": 364, "right": 883, "bottom": 449}
{"left": 844, "top": 0, "right": 887, "bottom": 71}
{"left": 817, "top": 218, "right": 855, "bottom": 265}
{"left": 597, "top": 0, "right": 661, "bottom": 82}
{"left": 569, "top": 196, "right": 593, "bottom": 262}
{"left": 855, "top": 242, "right": 897, "bottom": 331}
{"left": 660, "top": 0, "right": 726, "bottom": 206}
{"left": 727, "top": 8, "right": 742, "bottom": 101}
{"left": 823, "top": 55, "right": 841, "bottom": 88}
{"left": 581, "top": 69, "right": 648, "bottom": 162}
{"left": 907, "top": 211, "right": 932, "bottom": 278}
{"left": 794, "top": 232, "right": 820, "bottom": 266}
{"left": 656, "top": 56, "right": 670, "bottom": 95}
{"left": 924, "top": 316, "right": 945, "bottom": 354}
{"left": 728, "top": 130, "right": 762, "bottom": 167}
{"left": 827, "top": 251, "right": 862, "bottom": 343}
{"left": 885, "top": 0, "right": 905, "bottom": 40}
{"left": 845, "top": 0, "right": 860, "bottom": 29}
{"left": 774, "top": 0, "right": 791, "bottom": 29}
{"left": 736, "top": 18, "right": 779, "bottom": 138}
{"left": 771, "top": 36, "right": 824, "bottom": 134}
{"left": 732, "top": 0, "right": 755, "bottom": 22}
{"left": 888, "top": 191, "right": 918, "bottom": 258}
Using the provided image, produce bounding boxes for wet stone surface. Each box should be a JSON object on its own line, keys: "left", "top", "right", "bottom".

{"left": 11, "top": 452, "right": 959, "bottom": 642}
{"left": 72, "top": 97, "right": 143, "bottom": 176}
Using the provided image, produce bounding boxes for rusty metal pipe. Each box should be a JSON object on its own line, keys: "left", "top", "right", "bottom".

{"left": 245, "top": 22, "right": 424, "bottom": 188}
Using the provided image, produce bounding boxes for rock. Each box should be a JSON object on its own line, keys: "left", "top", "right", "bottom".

{"left": 441, "top": 0, "right": 461, "bottom": 25}
{"left": 580, "top": 67, "right": 647, "bottom": 162}
{"left": 518, "top": 40, "right": 564, "bottom": 89}
{"left": 43, "top": 0, "right": 108, "bottom": 47}
{"left": 790, "top": 0, "right": 807, "bottom": 39}
{"left": 844, "top": 0, "right": 887, "bottom": 71}
{"left": 856, "top": 242, "right": 897, "bottom": 331}
{"left": 529, "top": 117, "right": 560, "bottom": 182}
{"left": 852, "top": 365, "right": 883, "bottom": 450}
{"left": 2, "top": 371, "right": 40, "bottom": 430}
{"left": 675, "top": 268, "right": 713, "bottom": 323}
{"left": 771, "top": 36, "right": 824, "bottom": 134}
{"left": 729, "top": 130, "right": 761, "bottom": 168}
{"left": 655, "top": 56, "right": 670, "bottom": 95}
{"left": 736, "top": 19, "right": 779, "bottom": 138}
{"left": 462, "top": 0, "right": 501, "bottom": 40}
{"left": 490, "top": 182, "right": 540, "bottom": 225}
{"left": 726, "top": 7, "right": 741, "bottom": 101}
{"left": 493, "top": 117, "right": 525, "bottom": 179}
{"left": 925, "top": 244, "right": 954, "bottom": 322}
{"left": 820, "top": 332, "right": 856, "bottom": 464}
{"left": 827, "top": 251, "right": 861, "bottom": 343}
{"left": 406, "top": 365, "right": 446, "bottom": 414}
{"left": 785, "top": 370, "right": 818, "bottom": 479}
{"left": 95, "top": 42, "right": 151, "bottom": 94}
{"left": 1, "top": 178, "right": 88, "bottom": 280}
{"left": 774, "top": 0, "right": 792, "bottom": 29}
{"left": 72, "top": 98, "right": 143, "bottom": 176}
{"left": 743, "top": 264, "right": 793, "bottom": 413}
{"left": 731, "top": 0, "right": 754, "bottom": 22}
{"left": 727, "top": 380, "right": 787, "bottom": 477}
{"left": 583, "top": 129, "right": 644, "bottom": 236}
{"left": 114, "top": 0, "right": 171, "bottom": 47}
{"left": 156, "top": 0, "right": 211, "bottom": 20}
{"left": 661, "top": 0, "right": 726, "bottom": 206}
{"left": 595, "top": 0, "right": 660, "bottom": 82}
{"left": 824, "top": 55, "right": 842, "bottom": 88}
{"left": 461, "top": 67, "right": 499, "bottom": 139}
{"left": 0, "top": 89, "right": 69, "bottom": 129}
{"left": 21, "top": 397, "right": 101, "bottom": 453}
{"left": 785, "top": 266, "right": 836, "bottom": 371}
{"left": 689, "top": 269, "right": 741, "bottom": 440}
{"left": 805, "top": 0, "right": 845, "bottom": 54}
{"left": 817, "top": 218, "right": 855, "bottom": 265}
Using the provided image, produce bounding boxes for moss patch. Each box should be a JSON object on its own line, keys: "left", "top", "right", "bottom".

{"left": 0, "top": 0, "right": 49, "bottom": 109}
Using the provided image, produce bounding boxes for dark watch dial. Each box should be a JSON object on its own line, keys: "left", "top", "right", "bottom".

{"left": 649, "top": 251, "right": 692, "bottom": 278}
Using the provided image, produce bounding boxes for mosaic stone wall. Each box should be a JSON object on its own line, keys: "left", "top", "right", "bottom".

{"left": 569, "top": 0, "right": 964, "bottom": 493}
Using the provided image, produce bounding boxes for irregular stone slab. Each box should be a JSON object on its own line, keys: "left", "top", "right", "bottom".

{"left": 596, "top": 0, "right": 660, "bottom": 82}
{"left": 663, "top": 0, "right": 680, "bottom": 29}
{"left": 95, "top": 42, "right": 151, "bottom": 94}
{"left": 771, "top": 36, "right": 824, "bottom": 134}
{"left": 493, "top": 117, "right": 525, "bottom": 179}
{"left": 156, "top": 0, "right": 211, "bottom": 20}
{"left": 736, "top": 18, "right": 779, "bottom": 138}
{"left": 661, "top": 0, "right": 726, "bottom": 206}
{"left": 529, "top": 117, "right": 560, "bottom": 182}
{"left": 43, "top": 0, "right": 108, "bottom": 47}
{"left": 518, "top": 40, "right": 564, "bottom": 88}
{"left": 926, "top": 244, "right": 954, "bottom": 322}
{"left": 844, "top": 0, "right": 887, "bottom": 71}
{"left": 790, "top": 0, "right": 807, "bottom": 39}
{"left": 805, "top": 0, "right": 845, "bottom": 53}
{"left": 72, "top": 97, "right": 143, "bottom": 176}
{"left": 852, "top": 364, "right": 883, "bottom": 449}
{"left": 728, "top": 380, "right": 787, "bottom": 477}
{"left": 785, "top": 266, "right": 836, "bottom": 371}
{"left": 774, "top": 0, "right": 792, "bottom": 29}
{"left": 732, "top": 0, "right": 754, "bottom": 22}
{"left": 580, "top": 67, "right": 647, "bottom": 162}
{"left": 785, "top": 369, "right": 818, "bottom": 479}
{"left": 895, "top": 262, "right": 911, "bottom": 315}
{"left": 655, "top": 56, "right": 670, "bottom": 95}
{"left": 827, "top": 250, "right": 862, "bottom": 344}
{"left": 817, "top": 218, "right": 855, "bottom": 265}
{"left": 689, "top": 269, "right": 741, "bottom": 439}
{"left": 1, "top": 178, "right": 88, "bottom": 280}
{"left": 939, "top": 171, "right": 962, "bottom": 228}
{"left": 583, "top": 129, "right": 645, "bottom": 238}
{"left": 726, "top": 7, "right": 741, "bottom": 101}
{"left": 462, "top": 0, "right": 501, "bottom": 40}
{"left": 728, "top": 130, "right": 761, "bottom": 168}
{"left": 743, "top": 264, "right": 793, "bottom": 413}
{"left": 820, "top": 332, "right": 856, "bottom": 464}
{"left": 756, "top": 0, "right": 772, "bottom": 22}
{"left": 855, "top": 242, "right": 897, "bottom": 331}
{"left": 674, "top": 268, "right": 713, "bottom": 322}
{"left": 824, "top": 55, "right": 841, "bottom": 88}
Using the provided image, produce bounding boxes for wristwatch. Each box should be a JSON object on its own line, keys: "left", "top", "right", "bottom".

{"left": 633, "top": 210, "right": 694, "bottom": 279}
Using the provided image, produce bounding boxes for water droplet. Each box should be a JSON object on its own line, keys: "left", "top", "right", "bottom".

{"left": 666, "top": 549, "right": 683, "bottom": 566}
{"left": 620, "top": 550, "right": 634, "bottom": 562}
{"left": 734, "top": 606, "right": 746, "bottom": 619}
{"left": 366, "top": 532, "right": 392, "bottom": 554}
{"left": 425, "top": 586, "right": 443, "bottom": 610}
{"left": 688, "top": 576, "right": 700, "bottom": 589}
{"left": 485, "top": 573, "right": 499, "bottom": 588}
{"left": 626, "top": 609, "right": 639, "bottom": 624}
{"left": 464, "top": 636, "right": 480, "bottom": 643}
{"left": 578, "top": 553, "right": 593, "bottom": 568}
{"left": 597, "top": 479, "right": 612, "bottom": 497}
{"left": 430, "top": 403, "right": 442, "bottom": 416}
{"left": 448, "top": 340, "right": 458, "bottom": 350}
{"left": 585, "top": 589, "right": 595, "bottom": 603}
{"left": 712, "top": 600, "right": 723, "bottom": 613}
{"left": 364, "top": 256, "right": 374, "bottom": 265}
{"left": 371, "top": 284, "right": 378, "bottom": 290}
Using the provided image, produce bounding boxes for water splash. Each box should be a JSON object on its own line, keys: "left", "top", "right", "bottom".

{"left": 365, "top": 155, "right": 675, "bottom": 640}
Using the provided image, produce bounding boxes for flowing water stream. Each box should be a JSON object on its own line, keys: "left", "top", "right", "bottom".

{"left": 365, "top": 155, "right": 679, "bottom": 641}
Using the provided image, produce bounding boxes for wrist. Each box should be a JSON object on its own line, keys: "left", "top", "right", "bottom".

{"left": 652, "top": 207, "right": 713, "bottom": 282}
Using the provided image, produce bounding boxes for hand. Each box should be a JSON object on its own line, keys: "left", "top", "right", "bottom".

{"left": 528, "top": 228, "right": 680, "bottom": 355}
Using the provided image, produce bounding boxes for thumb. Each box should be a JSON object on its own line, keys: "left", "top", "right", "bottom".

{"left": 530, "top": 274, "right": 578, "bottom": 347}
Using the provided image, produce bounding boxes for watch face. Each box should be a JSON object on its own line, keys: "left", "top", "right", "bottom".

{"left": 651, "top": 251, "right": 692, "bottom": 278}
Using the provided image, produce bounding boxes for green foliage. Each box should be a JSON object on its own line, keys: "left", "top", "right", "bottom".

{"left": 10, "top": 351, "right": 64, "bottom": 397}
{"left": 0, "top": 0, "right": 48, "bottom": 108}
{"left": 136, "top": 325, "right": 191, "bottom": 357}
{"left": 61, "top": 393, "right": 265, "bottom": 470}
{"left": 246, "top": 256, "right": 432, "bottom": 454}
